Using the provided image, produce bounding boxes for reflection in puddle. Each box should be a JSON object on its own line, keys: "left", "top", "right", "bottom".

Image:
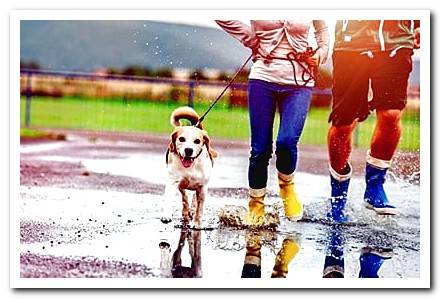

{"left": 160, "top": 227, "right": 305, "bottom": 279}
{"left": 19, "top": 184, "right": 416, "bottom": 278}
{"left": 157, "top": 221, "right": 398, "bottom": 279}
{"left": 271, "top": 236, "right": 301, "bottom": 278}
{"left": 323, "top": 226, "right": 394, "bottom": 278}
{"left": 241, "top": 232, "right": 301, "bottom": 278}
{"left": 162, "top": 229, "right": 202, "bottom": 278}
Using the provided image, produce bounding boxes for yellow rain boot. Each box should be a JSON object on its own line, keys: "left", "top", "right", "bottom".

{"left": 271, "top": 237, "right": 300, "bottom": 278}
{"left": 244, "top": 188, "right": 266, "bottom": 226}
{"left": 278, "top": 172, "right": 303, "bottom": 221}
{"left": 241, "top": 234, "right": 262, "bottom": 278}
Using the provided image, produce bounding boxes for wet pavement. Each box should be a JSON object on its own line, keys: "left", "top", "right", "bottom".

{"left": 19, "top": 132, "right": 420, "bottom": 278}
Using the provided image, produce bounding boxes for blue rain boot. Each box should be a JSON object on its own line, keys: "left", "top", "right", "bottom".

{"left": 359, "top": 247, "right": 393, "bottom": 278}
{"left": 323, "top": 228, "right": 345, "bottom": 278}
{"left": 364, "top": 163, "right": 397, "bottom": 215}
{"left": 326, "top": 165, "right": 351, "bottom": 224}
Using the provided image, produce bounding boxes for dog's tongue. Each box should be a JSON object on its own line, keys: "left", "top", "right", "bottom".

{"left": 181, "top": 157, "right": 193, "bottom": 168}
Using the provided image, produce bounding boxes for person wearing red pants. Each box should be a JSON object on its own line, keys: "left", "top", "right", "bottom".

{"left": 327, "top": 20, "right": 420, "bottom": 223}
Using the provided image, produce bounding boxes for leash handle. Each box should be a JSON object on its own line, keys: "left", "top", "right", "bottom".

{"left": 195, "top": 53, "right": 253, "bottom": 127}
{"left": 286, "top": 48, "right": 322, "bottom": 87}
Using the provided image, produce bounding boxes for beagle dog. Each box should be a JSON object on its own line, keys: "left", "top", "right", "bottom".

{"left": 165, "top": 107, "right": 217, "bottom": 228}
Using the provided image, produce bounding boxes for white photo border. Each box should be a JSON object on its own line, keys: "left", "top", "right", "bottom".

{"left": 10, "top": 9, "right": 431, "bottom": 289}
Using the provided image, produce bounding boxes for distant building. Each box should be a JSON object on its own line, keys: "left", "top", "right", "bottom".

{"left": 202, "top": 68, "right": 220, "bottom": 80}
{"left": 93, "top": 68, "right": 109, "bottom": 76}
{"left": 172, "top": 68, "right": 192, "bottom": 79}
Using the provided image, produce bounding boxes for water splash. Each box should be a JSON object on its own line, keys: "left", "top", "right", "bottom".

{"left": 217, "top": 205, "right": 279, "bottom": 231}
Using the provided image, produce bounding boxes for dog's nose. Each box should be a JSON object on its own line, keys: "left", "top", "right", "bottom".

{"left": 184, "top": 148, "right": 193, "bottom": 157}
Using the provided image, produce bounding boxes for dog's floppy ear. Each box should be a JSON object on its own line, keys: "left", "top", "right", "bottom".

{"left": 203, "top": 132, "right": 218, "bottom": 163}
{"left": 166, "top": 131, "right": 178, "bottom": 164}
{"left": 169, "top": 130, "right": 179, "bottom": 153}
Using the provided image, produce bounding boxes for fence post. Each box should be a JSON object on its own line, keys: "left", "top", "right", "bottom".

{"left": 25, "top": 72, "right": 32, "bottom": 127}
{"left": 188, "top": 81, "right": 195, "bottom": 108}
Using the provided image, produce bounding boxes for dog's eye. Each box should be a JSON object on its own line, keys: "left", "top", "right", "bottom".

{"left": 178, "top": 137, "right": 186, "bottom": 142}
{"left": 194, "top": 139, "right": 201, "bottom": 144}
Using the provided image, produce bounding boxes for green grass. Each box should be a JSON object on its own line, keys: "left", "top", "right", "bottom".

{"left": 20, "top": 96, "right": 420, "bottom": 151}
{"left": 20, "top": 127, "right": 49, "bottom": 138}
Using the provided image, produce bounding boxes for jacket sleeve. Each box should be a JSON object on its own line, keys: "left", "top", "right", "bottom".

{"left": 312, "top": 20, "right": 330, "bottom": 64}
{"left": 413, "top": 20, "right": 420, "bottom": 30}
{"left": 214, "top": 20, "right": 258, "bottom": 49}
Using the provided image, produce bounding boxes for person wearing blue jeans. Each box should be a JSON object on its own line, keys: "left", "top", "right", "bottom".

{"left": 247, "top": 79, "right": 312, "bottom": 217}
{"left": 216, "top": 20, "right": 329, "bottom": 223}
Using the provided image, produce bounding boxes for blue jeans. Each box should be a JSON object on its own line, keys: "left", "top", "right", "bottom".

{"left": 247, "top": 79, "right": 312, "bottom": 189}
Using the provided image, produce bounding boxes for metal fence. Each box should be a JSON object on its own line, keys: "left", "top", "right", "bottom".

{"left": 20, "top": 69, "right": 419, "bottom": 151}
{"left": 20, "top": 69, "right": 333, "bottom": 125}
{"left": 20, "top": 69, "right": 239, "bottom": 126}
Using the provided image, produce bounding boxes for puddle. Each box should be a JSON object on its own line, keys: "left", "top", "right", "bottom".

{"left": 20, "top": 184, "right": 420, "bottom": 278}
{"left": 19, "top": 138, "right": 421, "bottom": 278}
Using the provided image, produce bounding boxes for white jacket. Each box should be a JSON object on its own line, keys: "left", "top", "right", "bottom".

{"left": 215, "top": 20, "right": 329, "bottom": 86}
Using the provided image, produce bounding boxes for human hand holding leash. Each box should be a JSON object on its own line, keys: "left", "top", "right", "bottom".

{"left": 305, "top": 52, "right": 320, "bottom": 67}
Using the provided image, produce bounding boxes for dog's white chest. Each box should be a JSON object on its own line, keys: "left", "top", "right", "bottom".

{"left": 168, "top": 152, "right": 212, "bottom": 188}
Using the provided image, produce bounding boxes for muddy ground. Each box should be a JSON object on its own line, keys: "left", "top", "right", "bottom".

{"left": 18, "top": 129, "right": 421, "bottom": 280}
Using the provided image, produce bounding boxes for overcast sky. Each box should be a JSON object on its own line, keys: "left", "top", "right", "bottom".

{"left": 160, "top": 19, "right": 419, "bottom": 60}
{"left": 158, "top": 19, "right": 336, "bottom": 51}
